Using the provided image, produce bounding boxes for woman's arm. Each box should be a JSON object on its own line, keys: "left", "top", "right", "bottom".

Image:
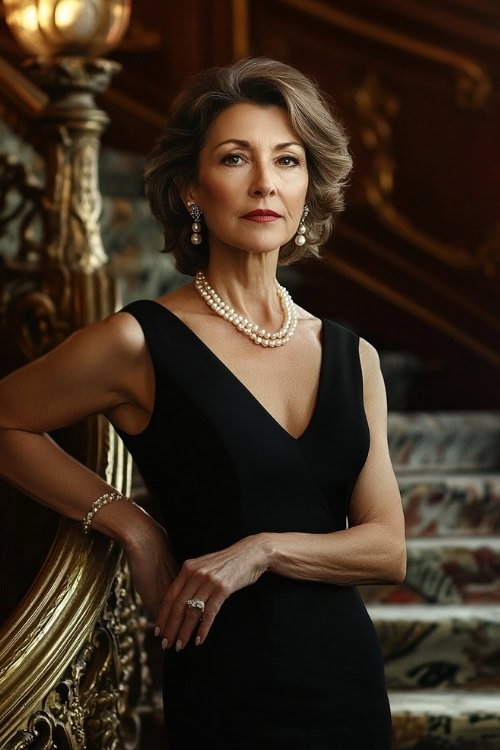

{"left": 258, "top": 337, "right": 407, "bottom": 586}
{"left": 0, "top": 311, "right": 179, "bottom": 614}
{"left": 155, "top": 337, "right": 406, "bottom": 652}
{"left": 0, "top": 312, "right": 161, "bottom": 547}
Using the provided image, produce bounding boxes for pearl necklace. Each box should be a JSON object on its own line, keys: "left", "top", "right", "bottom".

{"left": 194, "top": 270, "right": 297, "bottom": 347}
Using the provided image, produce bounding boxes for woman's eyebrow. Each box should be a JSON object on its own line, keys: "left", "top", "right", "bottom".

{"left": 214, "top": 139, "right": 304, "bottom": 151}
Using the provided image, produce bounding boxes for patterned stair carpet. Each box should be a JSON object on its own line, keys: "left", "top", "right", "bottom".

{"left": 390, "top": 691, "right": 500, "bottom": 750}
{"left": 360, "top": 536, "right": 500, "bottom": 605}
{"left": 360, "top": 412, "right": 500, "bottom": 749}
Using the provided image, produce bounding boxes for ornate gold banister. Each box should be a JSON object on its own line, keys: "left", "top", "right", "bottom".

{"left": 0, "top": 418, "right": 149, "bottom": 748}
{"left": 0, "top": 3, "right": 151, "bottom": 746}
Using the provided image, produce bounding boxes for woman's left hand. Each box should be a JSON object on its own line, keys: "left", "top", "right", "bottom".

{"left": 155, "top": 533, "right": 270, "bottom": 651}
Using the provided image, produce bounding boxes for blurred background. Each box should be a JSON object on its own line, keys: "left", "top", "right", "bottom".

{"left": 2, "top": 0, "right": 499, "bottom": 410}
{"left": 0, "top": 2, "right": 499, "bottom": 749}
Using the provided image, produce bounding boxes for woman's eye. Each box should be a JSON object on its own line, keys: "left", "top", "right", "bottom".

{"left": 221, "top": 153, "right": 301, "bottom": 167}
{"left": 279, "top": 155, "right": 300, "bottom": 166}
{"left": 222, "top": 153, "right": 245, "bottom": 165}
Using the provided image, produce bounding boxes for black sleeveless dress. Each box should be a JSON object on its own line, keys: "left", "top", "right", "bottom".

{"left": 113, "top": 299, "right": 392, "bottom": 750}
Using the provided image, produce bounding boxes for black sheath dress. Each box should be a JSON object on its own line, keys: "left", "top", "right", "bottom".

{"left": 113, "top": 299, "right": 392, "bottom": 750}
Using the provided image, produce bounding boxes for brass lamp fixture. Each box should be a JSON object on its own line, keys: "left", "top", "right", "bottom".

{"left": 3, "top": 0, "right": 131, "bottom": 57}
{"left": 2, "top": 0, "right": 131, "bottom": 278}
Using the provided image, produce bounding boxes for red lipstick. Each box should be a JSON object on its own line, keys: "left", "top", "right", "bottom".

{"left": 241, "top": 209, "right": 282, "bottom": 222}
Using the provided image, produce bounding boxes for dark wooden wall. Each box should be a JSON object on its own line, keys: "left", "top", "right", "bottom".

{"left": 1, "top": 0, "right": 499, "bottom": 408}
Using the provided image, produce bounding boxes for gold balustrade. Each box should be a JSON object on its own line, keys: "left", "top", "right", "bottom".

{"left": 0, "top": 2, "right": 152, "bottom": 746}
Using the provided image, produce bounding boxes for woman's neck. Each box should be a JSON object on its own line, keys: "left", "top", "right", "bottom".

{"left": 198, "top": 260, "right": 284, "bottom": 327}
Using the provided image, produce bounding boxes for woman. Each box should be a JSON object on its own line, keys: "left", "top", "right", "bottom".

{"left": 0, "top": 57, "right": 406, "bottom": 748}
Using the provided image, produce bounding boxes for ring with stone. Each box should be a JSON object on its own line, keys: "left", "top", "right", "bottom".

{"left": 186, "top": 598, "right": 205, "bottom": 612}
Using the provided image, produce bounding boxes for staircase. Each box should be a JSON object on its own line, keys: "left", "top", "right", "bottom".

{"left": 359, "top": 412, "right": 500, "bottom": 749}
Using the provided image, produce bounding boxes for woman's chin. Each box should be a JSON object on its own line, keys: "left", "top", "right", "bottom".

{"left": 216, "top": 236, "right": 289, "bottom": 256}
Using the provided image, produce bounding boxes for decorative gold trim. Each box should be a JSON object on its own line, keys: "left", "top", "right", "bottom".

{"left": 351, "top": 71, "right": 497, "bottom": 278}
{"left": 327, "top": 254, "right": 500, "bottom": 370}
{"left": 0, "top": 419, "right": 136, "bottom": 746}
{"left": 276, "top": 0, "right": 491, "bottom": 108}
{"left": 337, "top": 221, "right": 500, "bottom": 335}
{"left": 232, "top": 0, "right": 250, "bottom": 60}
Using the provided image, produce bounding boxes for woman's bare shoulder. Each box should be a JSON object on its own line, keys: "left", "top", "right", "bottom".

{"left": 106, "top": 307, "right": 147, "bottom": 349}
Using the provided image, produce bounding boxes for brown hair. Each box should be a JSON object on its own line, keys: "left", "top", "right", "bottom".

{"left": 144, "top": 56, "right": 353, "bottom": 276}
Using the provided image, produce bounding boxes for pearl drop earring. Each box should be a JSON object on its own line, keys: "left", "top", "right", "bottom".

{"left": 187, "top": 201, "right": 202, "bottom": 245}
{"left": 295, "top": 204, "right": 309, "bottom": 246}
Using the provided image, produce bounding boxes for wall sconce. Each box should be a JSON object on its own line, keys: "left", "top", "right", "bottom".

{"left": 3, "top": 0, "right": 131, "bottom": 57}
{"left": 1, "top": 0, "right": 133, "bottom": 274}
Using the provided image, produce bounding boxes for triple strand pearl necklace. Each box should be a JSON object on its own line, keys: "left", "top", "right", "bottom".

{"left": 194, "top": 270, "right": 297, "bottom": 347}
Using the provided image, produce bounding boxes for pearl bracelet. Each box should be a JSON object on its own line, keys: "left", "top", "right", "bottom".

{"left": 82, "top": 491, "right": 138, "bottom": 534}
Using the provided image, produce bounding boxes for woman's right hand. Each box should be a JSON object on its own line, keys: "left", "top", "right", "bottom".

{"left": 123, "top": 514, "right": 180, "bottom": 622}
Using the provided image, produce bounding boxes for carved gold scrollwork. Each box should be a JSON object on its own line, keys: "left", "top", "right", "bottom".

{"left": 0, "top": 262, "right": 73, "bottom": 359}
{"left": 5, "top": 287, "right": 71, "bottom": 360}
{"left": 352, "top": 71, "right": 497, "bottom": 278}
{"left": 2, "top": 556, "right": 150, "bottom": 750}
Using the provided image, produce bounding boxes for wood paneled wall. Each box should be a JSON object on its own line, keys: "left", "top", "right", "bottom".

{"left": 245, "top": 0, "right": 500, "bottom": 408}
{"left": 1, "top": 0, "right": 498, "bottom": 407}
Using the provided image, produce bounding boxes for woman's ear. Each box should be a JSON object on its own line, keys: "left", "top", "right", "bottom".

{"left": 175, "top": 178, "right": 198, "bottom": 210}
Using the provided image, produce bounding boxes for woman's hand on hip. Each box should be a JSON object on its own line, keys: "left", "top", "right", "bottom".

{"left": 155, "top": 533, "right": 271, "bottom": 651}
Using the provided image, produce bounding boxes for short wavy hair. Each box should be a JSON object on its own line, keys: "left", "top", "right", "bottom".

{"left": 144, "top": 56, "right": 353, "bottom": 276}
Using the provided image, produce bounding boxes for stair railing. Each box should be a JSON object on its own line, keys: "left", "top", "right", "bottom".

{"left": 0, "top": 2, "right": 151, "bottom": 747}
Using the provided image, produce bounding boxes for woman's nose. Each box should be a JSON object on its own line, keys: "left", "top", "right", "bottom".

{"left": 249, "top": 162, "right": 276, "bottom": 197}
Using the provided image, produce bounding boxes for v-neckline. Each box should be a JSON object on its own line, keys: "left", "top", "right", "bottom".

{"left": 147, "top": 300, "right": 327, "bottom": 442}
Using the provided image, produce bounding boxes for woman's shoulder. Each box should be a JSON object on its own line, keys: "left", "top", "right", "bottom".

{"left": 103, "top": 304, "right": 158, "bottom": 365}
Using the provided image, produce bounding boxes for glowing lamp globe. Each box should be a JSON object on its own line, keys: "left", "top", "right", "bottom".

{"left": 3, "top": 0, "right": 131, "bottom": 57}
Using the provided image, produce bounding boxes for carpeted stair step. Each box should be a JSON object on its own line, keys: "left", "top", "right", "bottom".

{"left": 358, "top": 536, "right": 500, "bottom": 605}
{"left": 388, "top": 413, "right": 500, "bottom": 472}
{"left": 399, "top": 472, "right": 500, "bottom": 537}
{"left": 389, "top": 690, "right": 500, "bottom": 749}
{"left": 367, "top": 604, "right": 500, "bottom": 690}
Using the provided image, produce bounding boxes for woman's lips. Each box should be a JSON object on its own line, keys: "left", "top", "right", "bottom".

{"left": 242, "top": 215, "right": 280, "bottom": 222}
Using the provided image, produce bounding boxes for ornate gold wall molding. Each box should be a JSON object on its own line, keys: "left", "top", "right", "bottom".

{"left": 352, "top": 70, "right": 498, "bottom": 280}
{"left": 275, "top": 0, "right": 491, "bottom": 109}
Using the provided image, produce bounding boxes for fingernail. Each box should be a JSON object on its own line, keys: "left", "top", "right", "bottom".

{"left": 154, "top": 626, "right": 160, "bottom": 637}
{"left": 175, "top": 639, "right": 182, "bottom": 652}
{"left": 195, "top": 636, "right": 201, "bottom": 646}
{"left": 161, "top": 638, "right": 168, "bottom": 650}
